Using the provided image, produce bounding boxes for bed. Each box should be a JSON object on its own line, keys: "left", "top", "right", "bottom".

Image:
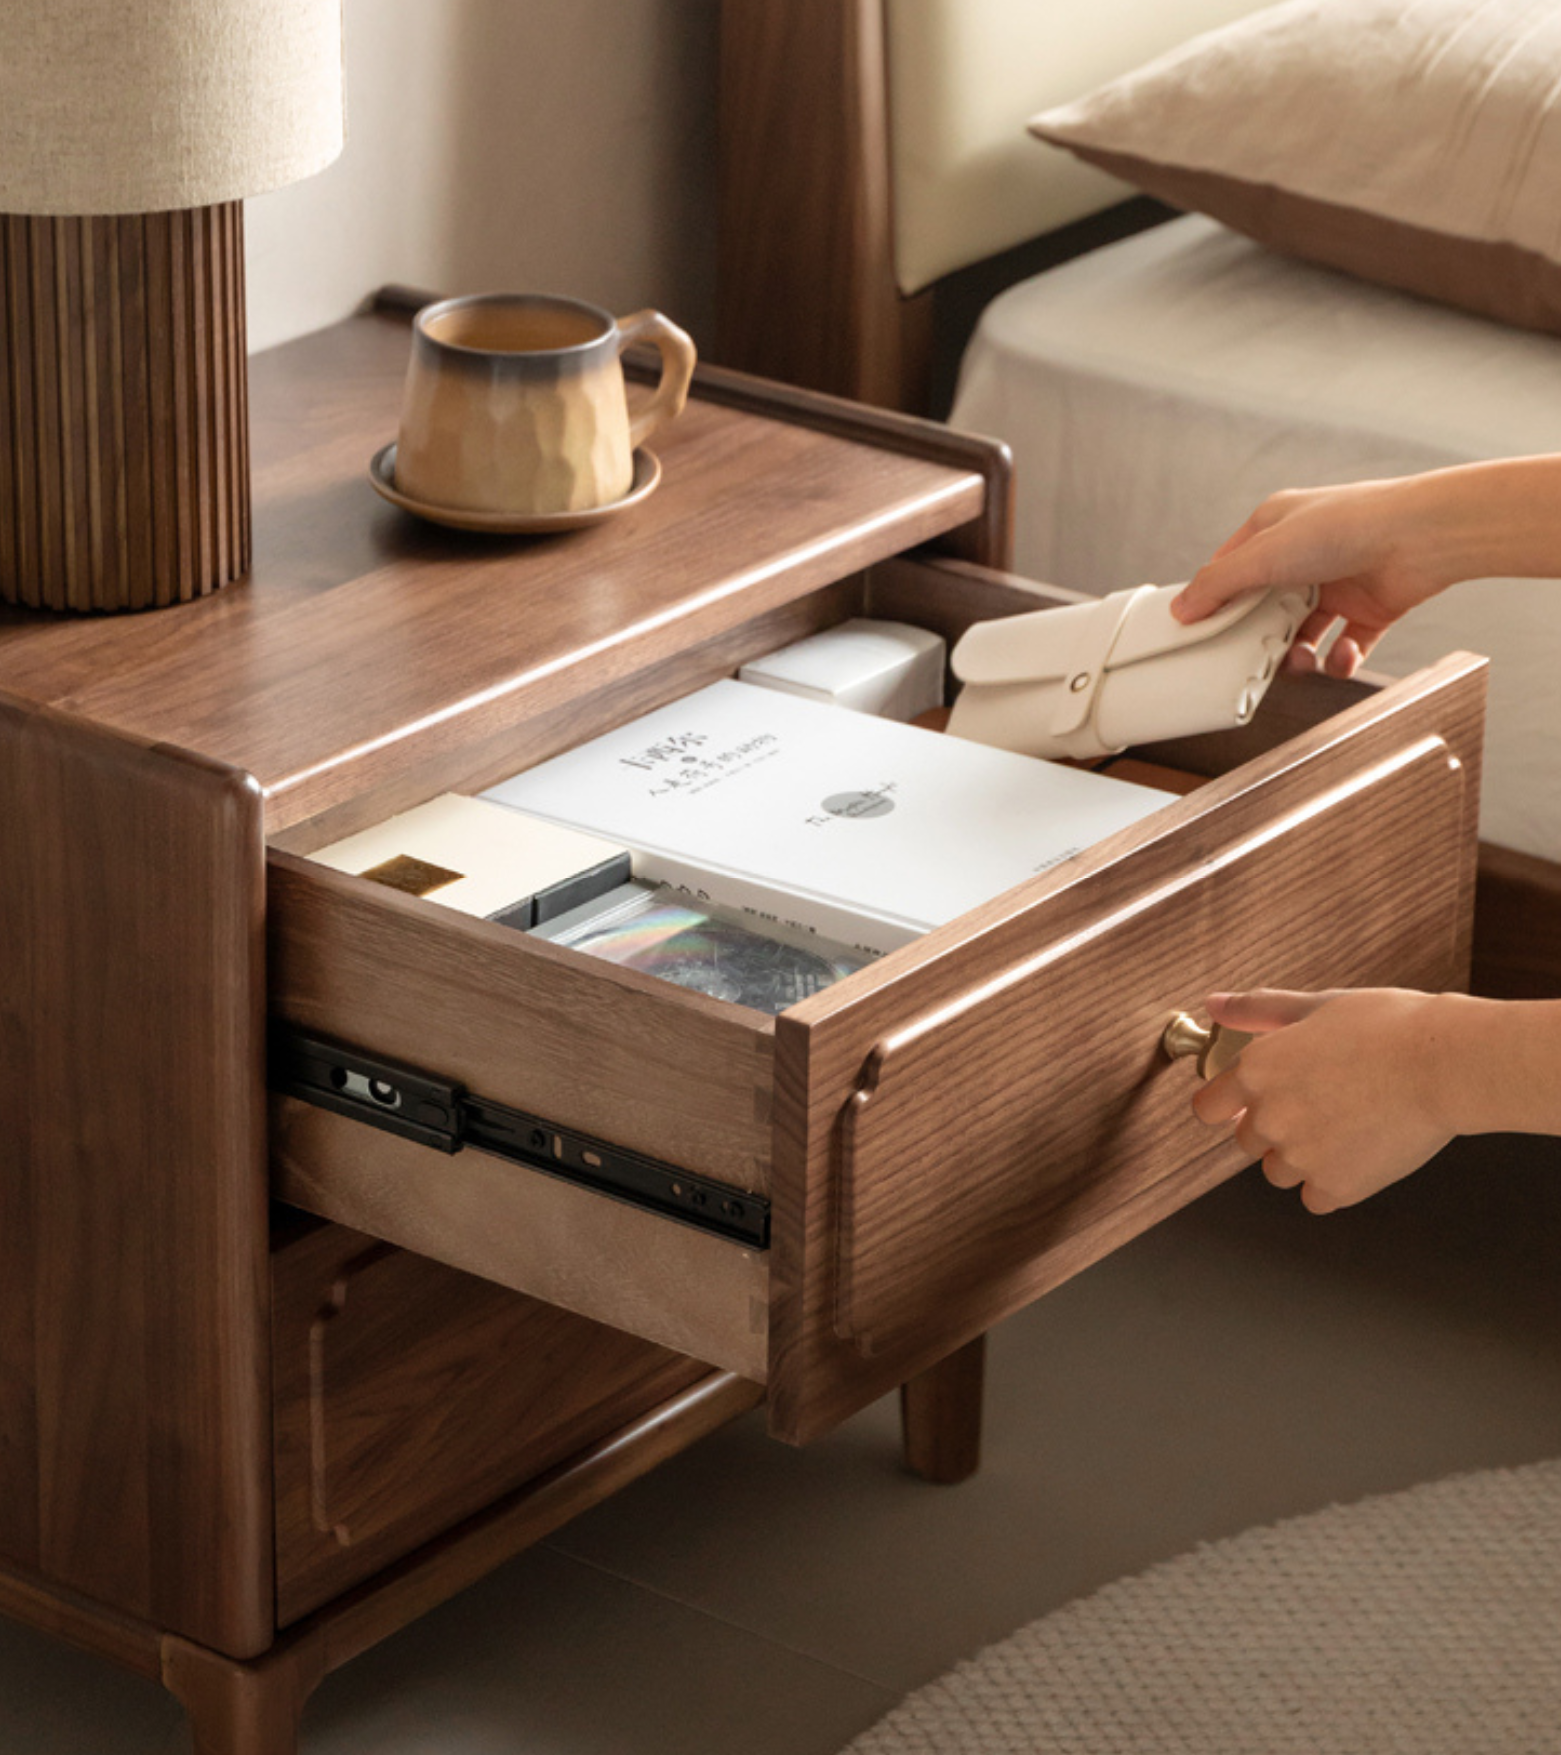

{"left": 715, "top": 0, "right": 1561, "bottom": 996}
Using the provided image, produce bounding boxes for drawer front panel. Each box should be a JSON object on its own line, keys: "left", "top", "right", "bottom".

{"left": 838, "top": 735, "right": 1463, "bottom": 1353}
{"left": 271, "top": 1224, "right": 707, "bottom": 1624}
{"left": 768, "top": 654, "right": 1484, "bottom": 1442}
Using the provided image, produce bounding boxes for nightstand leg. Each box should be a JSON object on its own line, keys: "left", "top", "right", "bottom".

{"left": 162, "top": 1632, "right": 325, "bottom": 1755}
{"left": 900, "top": 1334, "right": 986, "bottom": 1484}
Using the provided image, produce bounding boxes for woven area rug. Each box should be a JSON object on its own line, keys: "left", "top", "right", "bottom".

{"left": 843, "top": 1459, "right": 1561, "bottom": 1753}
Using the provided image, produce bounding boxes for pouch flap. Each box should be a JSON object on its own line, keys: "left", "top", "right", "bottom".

{"left": 951, "top": 584, "right": 1312, "bottom": 688}
{"left": 951, "top": 587, "right": 1151, "bottom": 687}
{"left": 1107, "top": 586, "right": 1308, "bottom": 669}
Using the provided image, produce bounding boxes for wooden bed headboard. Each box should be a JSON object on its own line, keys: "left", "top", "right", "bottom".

{"left": 715, "top": 0, "right": 1267, "bottom": 413}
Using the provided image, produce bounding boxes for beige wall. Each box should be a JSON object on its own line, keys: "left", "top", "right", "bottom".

{"left": 244, "top": 0, "right": 718, "bottom": 354}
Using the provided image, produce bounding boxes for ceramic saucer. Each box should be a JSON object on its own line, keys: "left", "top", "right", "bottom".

{"left": 368, "top": 444, "right": 661, "bottom": 533}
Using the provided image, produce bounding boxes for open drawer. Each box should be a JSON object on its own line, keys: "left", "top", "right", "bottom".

{"left": 268, "top": 555, "right": 1485, "bottom": 1445}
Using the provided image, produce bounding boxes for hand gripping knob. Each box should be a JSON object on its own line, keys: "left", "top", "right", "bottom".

{"left": 1161, "top": 1012, "right": 1251, "bottom": 1081}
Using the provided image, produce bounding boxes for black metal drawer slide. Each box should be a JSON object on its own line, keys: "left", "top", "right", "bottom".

{"left": 270, "top": 1027, "right": 770, "bottom": 1248}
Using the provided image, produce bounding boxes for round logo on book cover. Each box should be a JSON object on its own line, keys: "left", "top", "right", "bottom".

{"left": 821, "top": 789, "right": 895, "bottom": 820}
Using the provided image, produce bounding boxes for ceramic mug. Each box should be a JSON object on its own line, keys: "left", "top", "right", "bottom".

{"left": 394, "top": 293, "right": 697, "bottom": 517}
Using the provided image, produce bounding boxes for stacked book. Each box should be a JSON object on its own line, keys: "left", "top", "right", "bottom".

{"left": 313, "top": 679, "right": 1167, "bottom": 1014}
{"left": 482, "top": 678, "right": 1164, "bottom": 957}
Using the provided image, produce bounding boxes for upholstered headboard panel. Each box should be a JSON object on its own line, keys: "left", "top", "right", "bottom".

{"left": 886, "top": 0, "right": 1275, "bottom": 294}
{"left": 718, "top": 0, "right": 1285, "bottom": 411}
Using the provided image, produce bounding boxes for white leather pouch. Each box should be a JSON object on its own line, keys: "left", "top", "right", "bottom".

{"left": 946, "top": 582, "right": 1318, "bottom": 761}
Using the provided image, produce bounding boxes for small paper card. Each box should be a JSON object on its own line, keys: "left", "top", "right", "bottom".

{"left": 308, "top": 792, "right": 629, "bottom": 929}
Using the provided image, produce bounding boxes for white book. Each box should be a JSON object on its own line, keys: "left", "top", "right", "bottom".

{"left": 481, "top": 680, "right": 1167, "bottom": 944}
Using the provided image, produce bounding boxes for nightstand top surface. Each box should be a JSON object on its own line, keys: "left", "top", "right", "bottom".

{"left": 0, "top": 311, "right": 991, "bottom": 830}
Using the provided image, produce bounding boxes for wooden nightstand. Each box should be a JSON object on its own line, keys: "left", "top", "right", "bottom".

{"left": 0, "top": 301, "right": 1485, "bottom": 1753}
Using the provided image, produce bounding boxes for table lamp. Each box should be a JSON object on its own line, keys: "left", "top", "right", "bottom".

{"left": 0, "top": 0, "right": 344, "bottom": 613}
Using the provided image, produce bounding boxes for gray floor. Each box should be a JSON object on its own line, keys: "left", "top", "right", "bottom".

{"left": 7, "top": 1134, "right": 1561, "bottom": 1754}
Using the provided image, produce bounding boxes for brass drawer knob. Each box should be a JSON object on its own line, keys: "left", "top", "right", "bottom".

{"left": 1161, "top": 1011, "right": 1252, "bottom": 1081}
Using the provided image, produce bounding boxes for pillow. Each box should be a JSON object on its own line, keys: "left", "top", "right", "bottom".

{"left": 1029, "top": 0, "right": 1561, "bottom": 337}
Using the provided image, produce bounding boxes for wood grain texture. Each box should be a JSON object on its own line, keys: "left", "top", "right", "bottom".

{"left": 167, "top": 1372, "right": 763, "bottom": 1755}
{"left": 735, "top": 0, "right": 1561, "bottom": 1013}
{"left": 865, "top": 553, "right": 1087, "bottom": 635}
{"left": 271, "top": 1100, "right": 769, "bottom": 1383}
{"left": 0, "top": 207, "right": 248, "bottom": 611}
{"left": 0, "top": 1368, "right": 760, "bottom": 1755}
{"left": 0, "top": 313, "right": 995, "bottom": 835}
{"left": 838, "top": 737, "right": 1466, "bottom": 1353}
{"left": 764, "top": 653, "right": 1486, "bottom": 1442}
{"left": 0, "top": 691, "right": 271, "bottom": 1654}
{"left": 309, "top": 1370, "right": 763, "bottom": 1677}
{"left": 267, "top": 851, "right": 774, "bottom": 1190}
{"left": 162, "top": 1633, "right": 323, "bottom": 1755}
{"left": 900, "top": 1337, "right": 986, "bottom": 1485}
{"left": 271, "top": 1225, "right": 706, "bottom": 1623}
{"left": 1472, "top": 841, "right": 1561, "bottom": 998}
{"left": 0, "top": 1553, "right": 164, "bottom": 1683}
{"left": 267, "top": 575, "right": 866, "bottom": 857}
{"left": 717, "top": 0, "right": 932, "bottom": 411}
{"left": 629, "top": 353, "right": 1014, "bottom": 569}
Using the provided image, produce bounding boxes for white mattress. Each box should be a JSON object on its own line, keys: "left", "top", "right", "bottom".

{"left": 950, "top": 214, "right": 1561, "bottom": 860}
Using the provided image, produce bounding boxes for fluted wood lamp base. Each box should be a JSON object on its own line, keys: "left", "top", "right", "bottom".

{"left": 0, "top": 203, "right": 250, "bottom": 613}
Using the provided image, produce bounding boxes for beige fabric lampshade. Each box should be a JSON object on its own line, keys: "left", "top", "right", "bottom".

{"left": 0, "top": 0, "right": 344, "bottom": 215}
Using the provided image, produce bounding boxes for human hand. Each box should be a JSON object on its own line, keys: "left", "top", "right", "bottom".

{"left": 1190, "top": 987, "right": 1457, "bottom": 1212}
{"left": 1170, "top": 478, "right": 1451, "bottom": 679}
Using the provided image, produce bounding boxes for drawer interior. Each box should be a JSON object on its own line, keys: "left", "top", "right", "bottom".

{"left": 266, "top": 554, "right": 1485, "bottom": 1439}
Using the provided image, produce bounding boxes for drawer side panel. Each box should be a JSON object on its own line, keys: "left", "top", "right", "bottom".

{"left": 267, "top": 852, "right": 773, "bottom": 1193}
{"left": 272, "top": 1101, "right": 769, "bottom": 1381}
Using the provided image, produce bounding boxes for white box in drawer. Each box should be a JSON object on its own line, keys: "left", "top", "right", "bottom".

{"left": 738, "top": 616, "right": 945, "bottom": 720}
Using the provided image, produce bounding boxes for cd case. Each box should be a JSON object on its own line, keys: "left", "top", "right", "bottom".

{"left": 532, "top": 881, "right": 870, "bottom": 1015}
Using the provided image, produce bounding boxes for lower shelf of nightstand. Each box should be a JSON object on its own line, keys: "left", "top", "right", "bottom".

{"left": 0, "top": 1314, "right": 766, "bottom": 1755}
{"left": 270, "top": 1217, "right": 713, "bottom": 1624}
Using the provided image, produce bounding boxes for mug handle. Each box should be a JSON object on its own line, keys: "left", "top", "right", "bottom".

{"left": 616, "top": 310, "right": 697, "bottom": 451}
